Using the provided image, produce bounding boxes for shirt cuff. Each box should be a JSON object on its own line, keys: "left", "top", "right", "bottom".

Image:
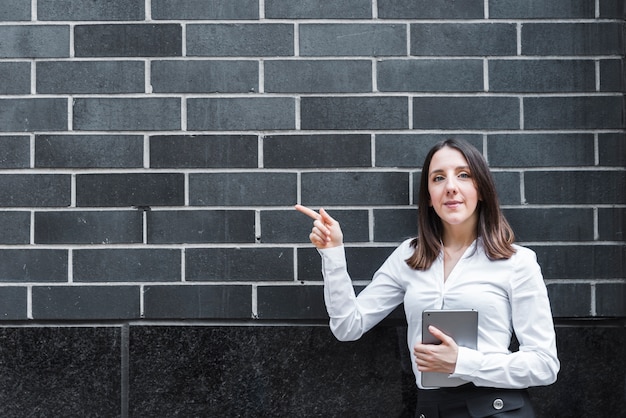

{"left": 318, "top": 245, "right": 346, "bottom": 271}
{"left": 450, "top": 346, "right": 483, "bottom": 378}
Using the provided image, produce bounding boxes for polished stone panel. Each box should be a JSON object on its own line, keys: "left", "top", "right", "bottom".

{"left": 128, "top": 324, "right": 625, "bottom": 418}
{"left": 529, "top": 324, "right": 626, "bottom": 417}
{"left": 0, "top": 326, "right": 121, "bottom": 417}
{"left": 129, "top": 325, "right": 413, "bottom": 417}
{"left": 0, "top": 323, "right": 621, "bottom": 417}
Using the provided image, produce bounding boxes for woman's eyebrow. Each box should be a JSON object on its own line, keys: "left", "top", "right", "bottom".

{"left": 429, "top": 166, "right": 469, "bottom": 175}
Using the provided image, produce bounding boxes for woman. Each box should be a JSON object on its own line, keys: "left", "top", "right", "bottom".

{"left": 295, "top": 138, "right": 559, "bottom": 417}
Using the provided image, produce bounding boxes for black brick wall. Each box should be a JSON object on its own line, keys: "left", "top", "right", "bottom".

{"left": 0, "top": 0, "right": 624, "bottom": 416}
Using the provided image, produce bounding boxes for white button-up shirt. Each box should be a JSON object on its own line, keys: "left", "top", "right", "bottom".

{"left": 318, "top": 238, "right": 560, "bottom": 389}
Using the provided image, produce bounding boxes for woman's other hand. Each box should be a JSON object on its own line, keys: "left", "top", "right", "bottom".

{"left": 294, "top": 205, "right": 343, "bottom": 249}
{"left": 414, "top": 325, "right": 459, "bottom": 374}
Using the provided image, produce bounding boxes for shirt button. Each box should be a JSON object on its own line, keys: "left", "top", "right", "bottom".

{"left": 493, "top": 398, "right": 504, "bottom": 410}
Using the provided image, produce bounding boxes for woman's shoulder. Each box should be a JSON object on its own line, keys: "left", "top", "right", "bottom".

{"left": 400, "top": 237, "right": 418, "bottom": 252}
{"left": 508, "top": 244, "right": 542, "bottom": 276}
{"left": 511, "top": 244, "right": 538, "bottom": 261}
{"left": 386, "top": 238, "right": 419, "bottom": 261}
{"left": 477, "top": 239, "right": 539, "bottom": 267}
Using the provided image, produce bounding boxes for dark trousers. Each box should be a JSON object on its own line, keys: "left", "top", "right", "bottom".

{"left": 415, "top": 383, "right": 535, "bottom": 418}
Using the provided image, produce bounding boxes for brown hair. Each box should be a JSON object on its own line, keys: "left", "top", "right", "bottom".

{"left": 406, "top": 138, "right": 515, "bottom": 270}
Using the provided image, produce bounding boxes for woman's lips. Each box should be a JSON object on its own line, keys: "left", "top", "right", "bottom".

{"left": 444, "top": 201, "right": 462, "bottom": 208}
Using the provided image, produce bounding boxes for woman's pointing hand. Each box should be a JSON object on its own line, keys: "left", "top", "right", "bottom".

{"left": 294, "top": 205, "right": 343, "bottom": 249}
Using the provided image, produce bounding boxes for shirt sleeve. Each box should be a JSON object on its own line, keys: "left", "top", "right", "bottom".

{"left": 318, "top": 245, "right": 406, "bottom": 342}
{"left": 450, "top": 248, "right": 560, "bottom": 388}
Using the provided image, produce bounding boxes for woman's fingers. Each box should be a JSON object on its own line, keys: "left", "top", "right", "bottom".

{"left": 413, "top": 326, "right": 459, "bottom": 374}
{"left": 294, "top": 204, "right": 320, "bottom": 220}
{"left": 295, "top": 204, "right": 343, "bottom": 248}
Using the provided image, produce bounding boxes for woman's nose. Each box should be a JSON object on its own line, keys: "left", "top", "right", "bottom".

{"left": 445, "top": 177, "right": 458, "bottom": 193}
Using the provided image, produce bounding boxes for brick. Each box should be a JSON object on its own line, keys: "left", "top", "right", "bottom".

{"left": 37, "top": 61, "right": 144, "bottom": 94}
{"left": 186, "top": 248, "right": 294, "bottom": 281}
{"left": 147, "top": 210, "right": 255, "bottom": 244}
{"left": 526, "top": 171, "right": 626, "bottom": 205}
{"left": 373, "top": 209, "right": 418, "bottom": 242}
{"left": 189, "top": 173, "right": 296, "bottom": 206}
{"left": 0, "top": 249, "right": 67, "bottom": 282}
{"left": 0, "top": 62, "right": 30, "bottom": 94}
{"left": 0, "top": 136, "right": 30, "bottom": 168}
{"left": 345, "top": 247, "right": 396, "bottom": 280}
{"left": 0, "top": 98, "right": 67, "bottom": 132}
{"left": 187, "top": 98, "right": 295, "bottom": 131}
{"left": 600, "top": 59, "right": 625, "bottom": 92}
{"left": 522, "top": 23, "right": 623, "bottom": 56}
{"left": 378, "top": 59, "right": 483, "bottom": 92}
{"left": 300, "top": 24, "right": 405, "bottom": 56}
{"left": 301, "top": 97, "right": 408, "bottom": 130}
{"left": 503, "top": 208, "right": 594, "bottom": 242}
{"left": 266, "top": 0, "right": 370, "bottom": 18}
{"left": 532, "top": 245, "right": 625, "bottom": 279}
{"left": 375, "top": 134, "right": 482, "bottom": 168}
{"left": 35, "top": 211, "right": 143, "bottom": 244}
{"left": 599, "top": 0, "right": 626, "bottom": 18}
{"left": 76, "top": 173, "right": 184, "bottom": 207}
{"left": 260, "top": 209, "right": 369, "bottom": 243}
{"left": 73, "top": 98, "right": 181, "bottom": 131}
{"left": 489, "top": 59, "right": 595, "bottom": 93}
{"left": 301, "top": 172, "right": 409, "bottom": 206}
{"left": 150, "top": 135, "right": 257, "bottom": 168}
{"left": 0, "top": 212, "right": 30, "bottom": 244}
{"left": 35, "top": 135, "right": 144, "bottom": 168}
{"left": 0, "top": 174, "right": 70, "bottom": 207}
{"left": 32, "top": 285, "right": 140, "bottom": 319}
{"left": 187, "top": 24, "right": 293, "bottom": 57}
{"left": 0, "top": 26, "right": 69, "bottom": 58}
{"left": 411, "top": 23, "right": 516, "bottom": 56}
{"left": 74, "top": 24, "right": 182, "bottom": 57}
{"left": 0, "top": 0, "right": 30, "bottom": 21}
{"left": 152, "top": 0, "right": 258, "bottom": 20}
{"left": 144, "top": 285, "right": 252, "bottom": 319}
{"left": 38, "top": 0, "right": 144, "bottom": 21}
{"left": 378, "top": 0, "right": 483, "bottom": 19}
{"left": 0, "top": 287, "right": 27, "bottom": 320}
{"left": 489, "top": 0, "right": 595, "bottom": 18}
{"left": 547, "top": 283, "right": 591, "bottom": 317}
{"left": 599, "top": 133, "right": 626, "bottom": 166}
{"left": 297, "top": 247, "right": 324, "bottom": 281}
{"left": 595, "top": 282, "right": 626, "bottom": 317}
{"left": 257, "top": 285, "right": 327, "bottom": 319}
{"left": 413, "top": 97, "right": 519, "bottom": 130}
{"left": 411, "top": 172, "right": 421, "bottom": 205}
{"left": 598, "top": 208, "right": 626, "bottom": 241}
{"left": 73, "top": 249, "right": 180, "bottom": 282}
{"left": 487, "top": 134, "right": 595, "bottom": 167}
{"left": 492, "top": 171, "right": 521, "bottom": 205}
{"left": 263, "top": 134, "right": 371, "bottom": 168}
{"left": 265, "top": 60, "right": 371, "bottom": 93}
{"left": 523, "top": 96, "right": 624, "bottom": 130}
{"left": 151, "top": 60, "right": 257, "bottom": 93}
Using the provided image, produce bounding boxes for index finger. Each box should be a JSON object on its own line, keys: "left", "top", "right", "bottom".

{"left": 294, "top": 204, "right": 321, "bottom": 220}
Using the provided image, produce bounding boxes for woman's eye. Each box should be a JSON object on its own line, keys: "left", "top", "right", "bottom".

{"left": 433, "top": 175, "right": 445, "bottom": 182}
{"left": 459, "top": 172, "right": 470, "bottom": 179}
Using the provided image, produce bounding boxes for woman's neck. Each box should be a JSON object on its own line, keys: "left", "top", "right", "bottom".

{"left": 441, "top": 226, "right": 477, "bottom": 251}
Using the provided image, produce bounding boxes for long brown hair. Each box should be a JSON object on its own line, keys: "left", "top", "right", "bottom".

{"left": 406, "top": 138, "right": 515, "bottom": 270}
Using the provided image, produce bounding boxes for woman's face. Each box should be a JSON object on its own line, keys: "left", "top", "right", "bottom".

{"left": 427, "top": 146, "right": 480, "bottom": 232}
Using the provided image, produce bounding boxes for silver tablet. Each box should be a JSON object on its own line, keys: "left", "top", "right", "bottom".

{"left": 421, "top": 309, "right": 478, "bottom": 388}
